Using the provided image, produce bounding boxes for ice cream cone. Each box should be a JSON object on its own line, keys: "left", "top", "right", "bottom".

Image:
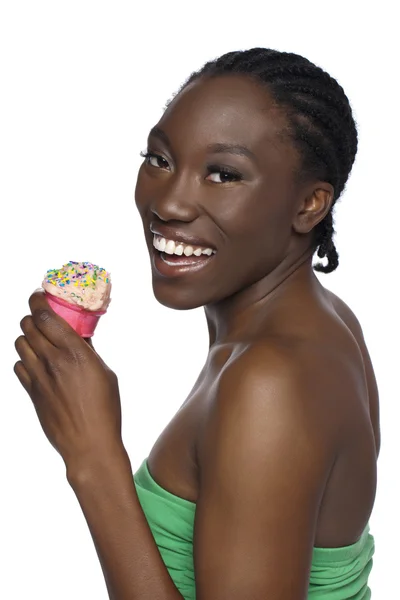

{"left": 45, "top": 292, "right": 106, "bottom": 337}
{"left": 42, "top": 261, "right": 111, "bottom": 338}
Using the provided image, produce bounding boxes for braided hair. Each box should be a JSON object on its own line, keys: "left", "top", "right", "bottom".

{"left": 173, "top": 48, "right": 358, "bottom": 273}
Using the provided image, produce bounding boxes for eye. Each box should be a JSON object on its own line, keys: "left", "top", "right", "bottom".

{"left": 206, "top": 165, "right": 243, "bottom": 184}
{"left": 140, "top": 151, "right": 170, "bottom": 170}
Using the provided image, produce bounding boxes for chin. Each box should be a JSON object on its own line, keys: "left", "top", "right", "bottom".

{"left": 151, "top": 282, "right": 206, "bottom": 311}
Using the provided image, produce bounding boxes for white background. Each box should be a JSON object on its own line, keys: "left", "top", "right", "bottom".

{"left": 1, "top": 1, "right": 398, "bottom": 598}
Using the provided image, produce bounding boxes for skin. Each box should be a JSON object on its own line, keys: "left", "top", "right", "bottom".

{"left": 136, "top": 75, "right": 380, "bottom": 595}
{"left": 14, "top": 74, "right": 380, "bottom": 600}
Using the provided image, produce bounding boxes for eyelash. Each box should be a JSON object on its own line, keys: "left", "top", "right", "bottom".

{"left": 140, "top": 151, "right": 169, "bottom": 169}
{"left": 140, "top": 150, "right": 243, "bottom": 183}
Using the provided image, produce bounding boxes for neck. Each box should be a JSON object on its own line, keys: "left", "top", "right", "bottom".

{"left": 204, "top": 246, "right": 320, "bottom": 347}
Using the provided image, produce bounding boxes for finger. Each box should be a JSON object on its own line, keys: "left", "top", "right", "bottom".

{"left": 14, "top": 360, "right": 32, "bottom": 394}
{"left": 20, "top": 315, "right": 51, "bottom": 359}
{"left": 15, "top": 335, "right": 42, "bottom": 378}
{"left": 29, "top": 290, "right": 82, "bottom": 349}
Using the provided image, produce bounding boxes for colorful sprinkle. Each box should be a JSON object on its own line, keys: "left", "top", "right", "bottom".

{"left": 43, "top": 261, "right": 111, "bottom": 310}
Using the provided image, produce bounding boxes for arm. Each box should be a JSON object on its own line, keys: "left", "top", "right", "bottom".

{"left": 193, "top": 344, "right": 338, "bottom": 600}
{"left": 68, "top": 447, "right": 184, "bottom": 600}
{"left": 14, "top": 292, "right": 183, "bottom": 600}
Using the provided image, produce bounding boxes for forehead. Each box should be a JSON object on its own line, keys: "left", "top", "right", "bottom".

{"left": 156, "top": 75, "right": 296, "bottom": 165}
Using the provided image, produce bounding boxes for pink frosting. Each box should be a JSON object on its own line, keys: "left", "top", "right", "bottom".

{"left": 42, "top": 261, "right": 111, "bottom": 311}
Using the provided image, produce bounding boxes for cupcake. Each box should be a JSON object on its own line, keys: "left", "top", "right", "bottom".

{"left": 42, "top": 261, "right": 111, "bottom": 337}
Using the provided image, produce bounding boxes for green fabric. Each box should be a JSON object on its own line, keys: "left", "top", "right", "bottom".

{"left": 133, "top": 458, "right": 374, "bottom": 600}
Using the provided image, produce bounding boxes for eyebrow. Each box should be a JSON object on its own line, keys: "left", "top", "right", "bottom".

{"left": 148, "top": 126, "right": 171, "bottom": 149}
{"left": 148, "top": 126, "right": 256, "bottom": 161}
{"left": 206, "top": 143, "right": 256, "bottom": 161}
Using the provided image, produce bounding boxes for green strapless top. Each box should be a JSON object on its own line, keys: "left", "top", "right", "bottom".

{"left": 133, "top": 458, "right": 374, "bottom": 600}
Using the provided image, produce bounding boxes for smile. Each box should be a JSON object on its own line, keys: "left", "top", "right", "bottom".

{"left": 151, "top": 244, "right": 216, "bottom": 278}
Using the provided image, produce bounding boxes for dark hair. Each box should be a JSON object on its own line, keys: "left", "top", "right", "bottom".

{"left": 173, "top": 48, "right": 358, "bottom": 273}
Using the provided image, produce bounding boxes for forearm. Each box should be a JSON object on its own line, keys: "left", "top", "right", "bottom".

{"left": 67, "top": 448, "right": 184, "bottom": 600}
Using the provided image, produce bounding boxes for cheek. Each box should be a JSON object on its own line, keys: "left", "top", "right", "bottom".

{"left": 211, "top": 188, "right": 295, "bottom": 291}
{"left": 217, "top": 187, "right": 293, "bottom": 255}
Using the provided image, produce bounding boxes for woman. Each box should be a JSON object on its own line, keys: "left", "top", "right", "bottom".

{"left": 14, "top": 48, "right": 379, "bottom": 599}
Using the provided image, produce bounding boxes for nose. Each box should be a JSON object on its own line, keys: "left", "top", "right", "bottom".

{"left": 150, "top": 175, "right": 200, "bottom": 223}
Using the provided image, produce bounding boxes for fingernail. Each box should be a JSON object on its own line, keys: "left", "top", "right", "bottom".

{"left": 34, "top": 287, "right": 44, "bottom": 293}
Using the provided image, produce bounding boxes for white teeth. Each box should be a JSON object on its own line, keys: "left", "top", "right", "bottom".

{"left": 183, "top": 245, "right": 194, "bottom": 256}
{"left": 165, "top": 240, "right": 175, "bottom": 255}
{"left": 153, "top": 234, "right": 216, "bottom": 257}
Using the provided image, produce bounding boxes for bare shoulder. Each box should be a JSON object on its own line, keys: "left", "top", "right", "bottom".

{"left": 325, "top": 289, "right": 365, "bottom": 338}
{"left": 215, "top": 339, "right": 338, "bottom": 423}
{"left": 193, "top": 340, "right": 343, "bottom": 599}
{"left": 199, "top": 335, "right": 361, "bottom": 463}
{"left": 192, "top": 333, "right": 378, "bottom": 598}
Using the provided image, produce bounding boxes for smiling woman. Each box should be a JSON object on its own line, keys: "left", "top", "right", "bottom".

{"left": 14, "top": 47, "right": 378, "bottom": 600}
{"left": 133, "top": 47, "right": 378, "bottom": 600}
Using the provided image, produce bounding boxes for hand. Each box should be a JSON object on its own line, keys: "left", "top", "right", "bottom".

{"left": 14, "top": 291, "right": 123, "bottom": 473}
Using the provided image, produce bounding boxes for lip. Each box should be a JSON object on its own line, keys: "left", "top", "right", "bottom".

{"left": 151, "top": 246, "right": 215, "bottom": 278}
{"left": 150, "top": 223, "right": 216, "bottom": 250}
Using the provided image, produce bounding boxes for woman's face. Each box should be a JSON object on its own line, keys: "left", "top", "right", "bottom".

{"left": 135, "top": 74, "right": 319, "bottom": 310}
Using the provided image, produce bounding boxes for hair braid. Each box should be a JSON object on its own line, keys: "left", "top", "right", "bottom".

{"left": 176, "top": 48, "right": 358, "bottom": 273}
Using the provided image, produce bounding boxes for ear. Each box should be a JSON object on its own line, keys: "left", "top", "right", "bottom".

{"left": 293, "top": 183, "right": 334, "bottom": 234}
